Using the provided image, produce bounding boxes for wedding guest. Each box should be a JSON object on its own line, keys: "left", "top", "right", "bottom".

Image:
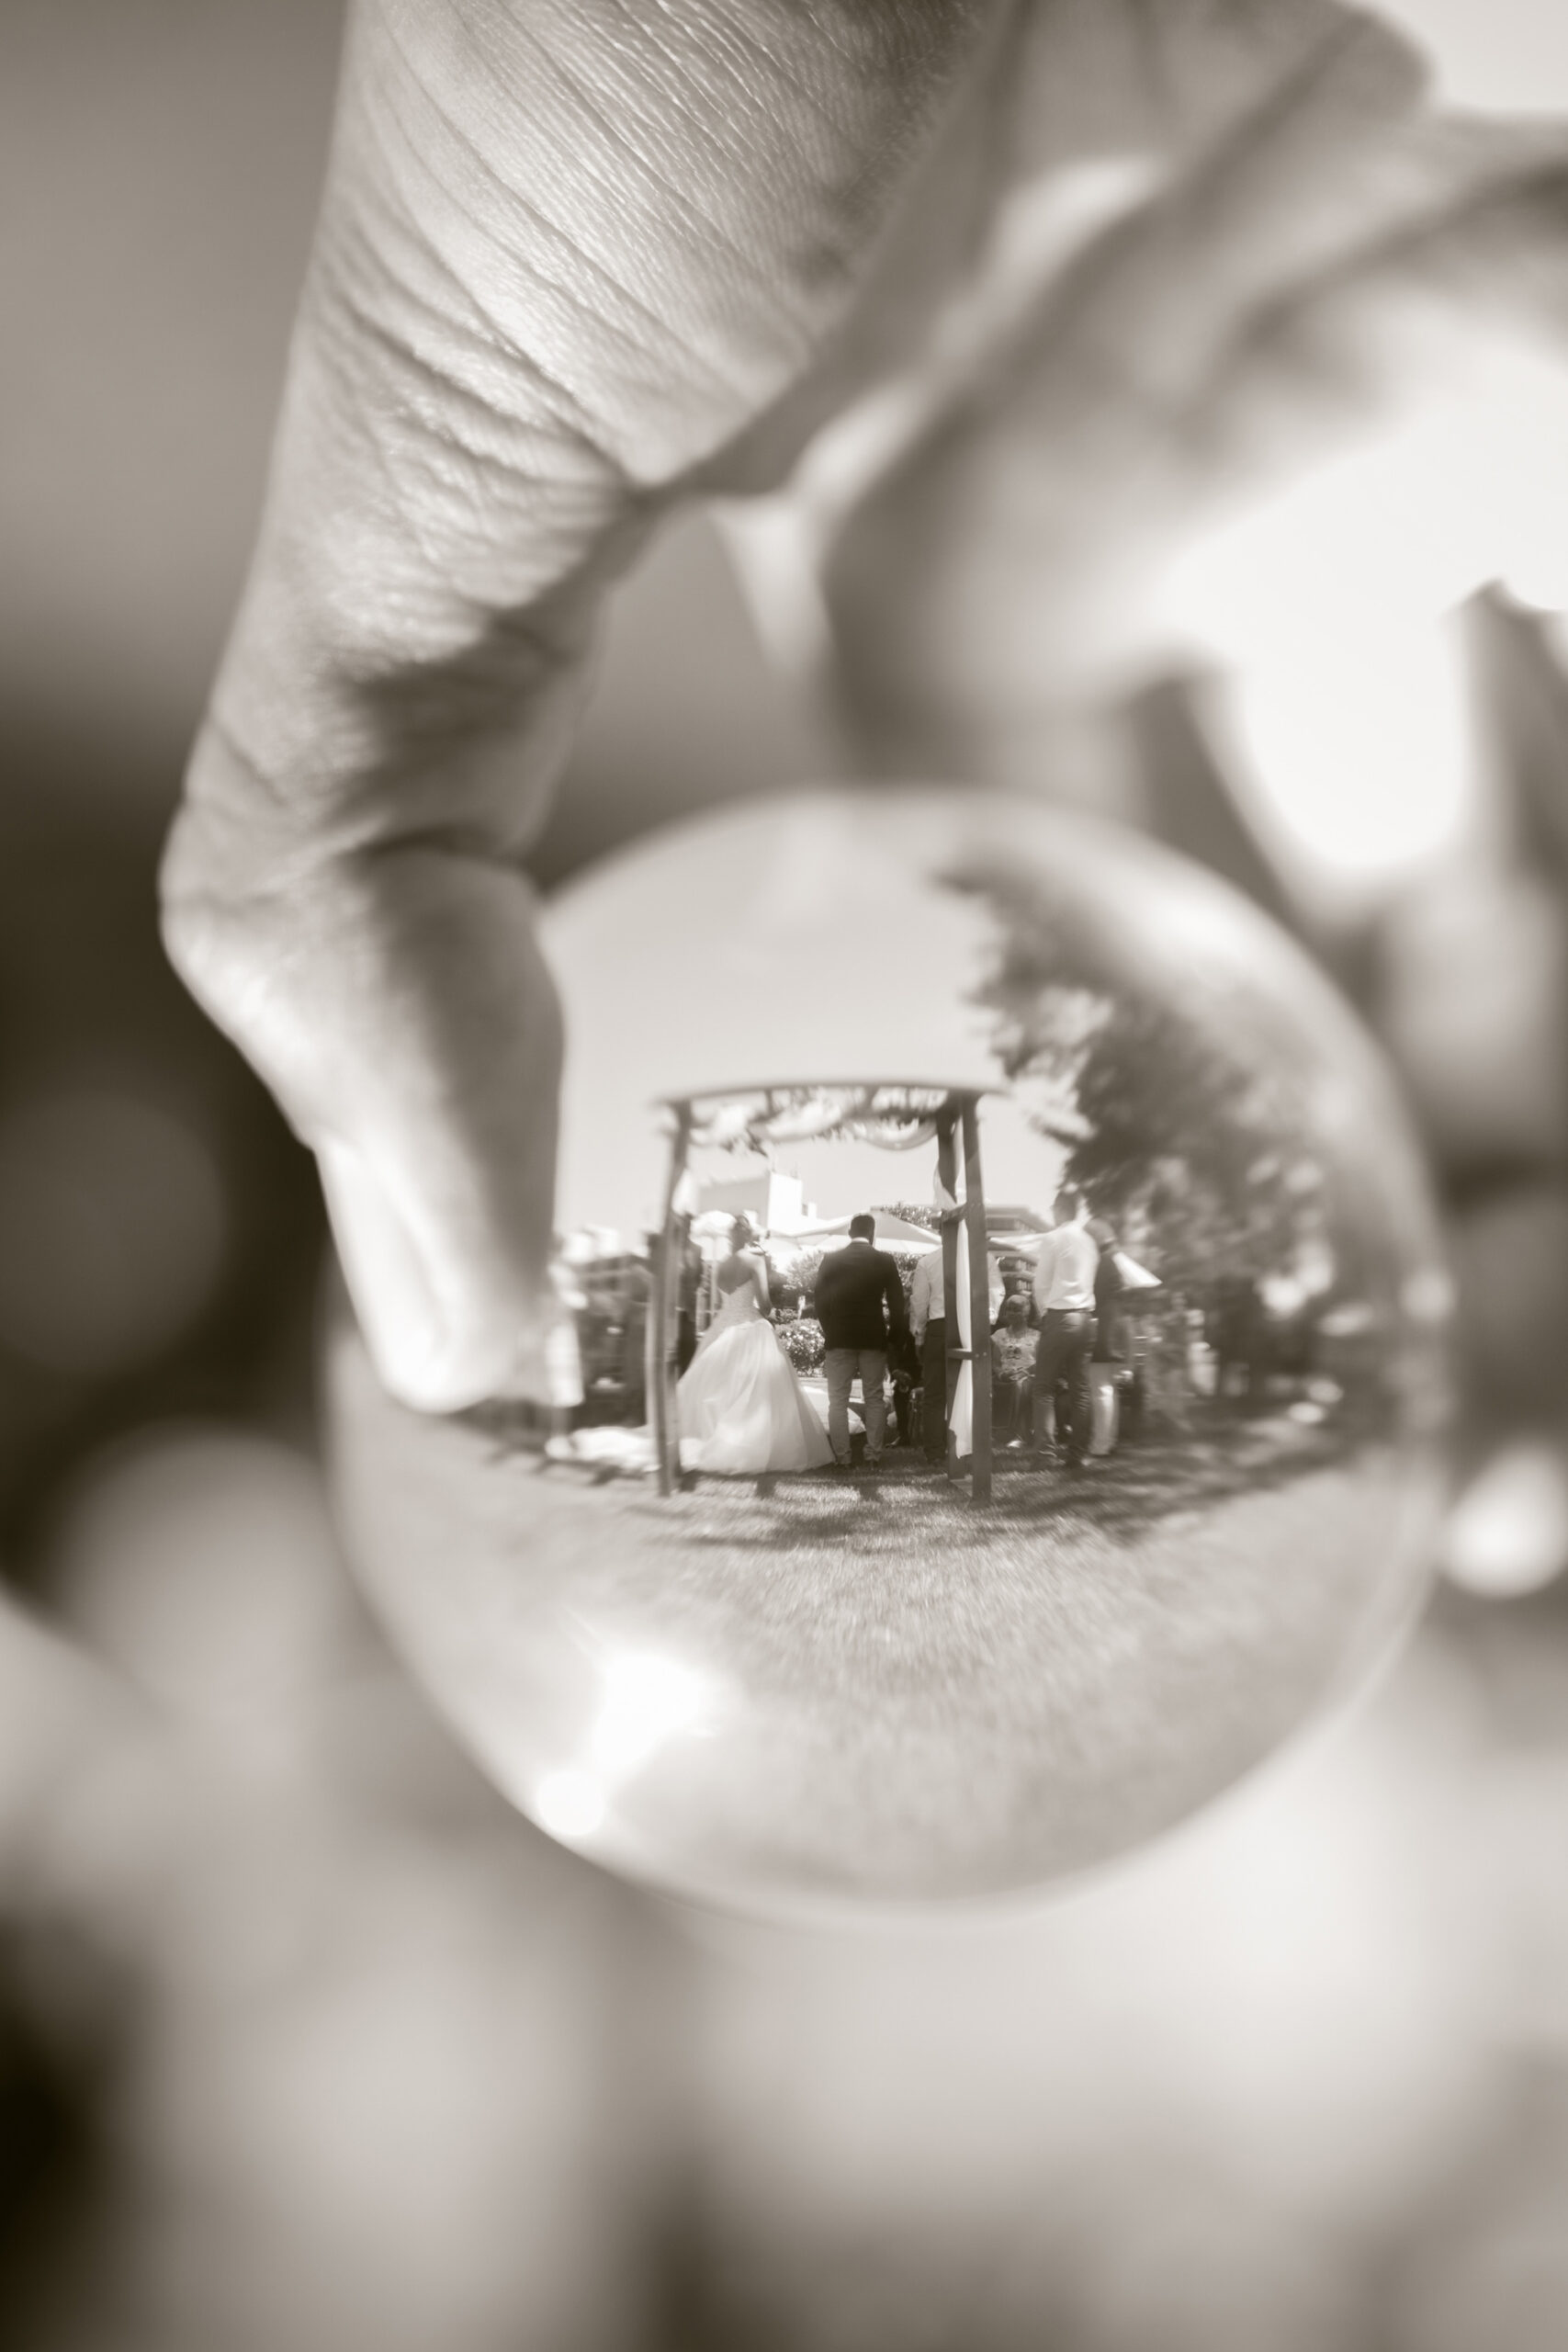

{"left": 1030, "top": 1190, "right": 1100, "bottom": 1468}
{"left": 998, "top": 1258, "right": 1039, "bottom": 1326}
{"left": 991, "top": 1293, "right": 1039, "bottom": 1449}
{"left": 1142, "top": 1295, "right": 1197, "bottom": 1433}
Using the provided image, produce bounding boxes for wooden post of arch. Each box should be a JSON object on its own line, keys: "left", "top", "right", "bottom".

{"left": 649, "top": 1101, "right": 694, "bottom": 1497}
{"left": 961, "top": 1092, "right": 993, "bottom": 1505}
{"left": 935, "top": 1103, "right": 960, "bottom": 1481}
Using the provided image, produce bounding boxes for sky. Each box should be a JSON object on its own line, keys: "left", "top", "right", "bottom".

{"left": 540, "top": 786, "right": 1339, "bottom": 1246}
{"left": 544, "top": 793, "right": 1029, "bottom": 1239}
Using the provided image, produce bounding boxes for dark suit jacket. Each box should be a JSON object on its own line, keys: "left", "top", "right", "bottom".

{"left": 812, "top": 1241, "right": 908, "bottom": 1353}
{"left": 1093, "top": 1250, "right": 1129, "bottom": 1363}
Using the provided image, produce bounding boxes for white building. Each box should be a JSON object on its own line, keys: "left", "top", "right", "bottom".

{"left": 695, "top": 1169, "right": 815, "bottom": 1232}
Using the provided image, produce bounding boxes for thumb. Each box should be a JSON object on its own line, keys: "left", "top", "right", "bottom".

{"left": 163, "top": 0, "right": 1003, "bottom": 1410}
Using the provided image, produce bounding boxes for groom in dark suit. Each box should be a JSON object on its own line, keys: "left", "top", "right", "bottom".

{"left": 811, "top": 1214, "right": 909, "bottom": 1472}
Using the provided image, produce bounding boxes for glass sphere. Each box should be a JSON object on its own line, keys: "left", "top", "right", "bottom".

{"left": 327, "top": 790, "right": 1450, "bottom": 1916}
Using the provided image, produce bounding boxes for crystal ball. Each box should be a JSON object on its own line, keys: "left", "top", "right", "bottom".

{"left": 326, "top": 790, "right": 1450, "bottom": 1916}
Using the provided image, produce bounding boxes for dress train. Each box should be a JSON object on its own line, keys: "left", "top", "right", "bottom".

{"left": 677, "top": 1287, "right": 833, "bottom": 1474}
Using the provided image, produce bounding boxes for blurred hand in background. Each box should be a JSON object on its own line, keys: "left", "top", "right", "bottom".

{"left": 793, "top": 1, "right": 1568, "bottom": 1589}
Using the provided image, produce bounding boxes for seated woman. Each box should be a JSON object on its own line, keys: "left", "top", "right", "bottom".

{"left": 991, "top": 1292, "right": 1039, "bottom": 1448}
{"left": 996, "top": 1257, "right": 1040, "bottom": 1326}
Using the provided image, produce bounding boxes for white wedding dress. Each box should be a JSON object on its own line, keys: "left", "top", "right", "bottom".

{"left": 677, "top": 1276, "right": 834, "bottom": 1475}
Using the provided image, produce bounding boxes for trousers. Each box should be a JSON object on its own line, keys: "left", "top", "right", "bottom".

{"left": 1032, "top": 1309, "right": 1094, "bottom": 1461}
{"left": 825, "top": 1348, "right": 887, "bottom": 1464}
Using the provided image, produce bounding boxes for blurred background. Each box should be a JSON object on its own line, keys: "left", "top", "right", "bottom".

{"left": 3, "top": 4, "right": 1568, "bottom": 2347}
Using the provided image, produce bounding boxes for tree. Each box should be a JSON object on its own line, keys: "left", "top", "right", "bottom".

{"left": 945, "top": 860, "right": 1333, "bottom": 1304}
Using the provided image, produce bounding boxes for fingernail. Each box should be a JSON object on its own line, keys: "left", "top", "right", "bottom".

{"left": 317, "top": 1141, "right": 543, "bottom": 1414}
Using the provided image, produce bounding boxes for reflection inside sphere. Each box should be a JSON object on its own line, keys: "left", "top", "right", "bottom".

{"left": 329, "top": 791, "right": 1450, "bottom": 1915}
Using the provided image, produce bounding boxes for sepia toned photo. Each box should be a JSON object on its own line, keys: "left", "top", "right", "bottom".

{"left": 7, "top": 7, "right": 1568, "bottom": 2350}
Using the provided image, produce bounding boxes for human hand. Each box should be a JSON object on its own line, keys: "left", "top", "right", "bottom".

{"left": 164, "top": 0, "right": 1568, "bottom": 1604}
{"left": 161, "top": 0, "right": 1017, "bottom": 1411}
{"left": 808, "top": 14, "right": 1567, "bottom": 725}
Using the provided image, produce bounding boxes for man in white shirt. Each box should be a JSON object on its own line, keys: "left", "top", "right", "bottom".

{"left": 1030, "top": 1190, "right": 1100, "bottom": 1466}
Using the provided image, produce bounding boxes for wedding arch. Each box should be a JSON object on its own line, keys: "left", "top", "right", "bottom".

{"left": 649, "top": 1081, "right": 998, "bottom": 1501}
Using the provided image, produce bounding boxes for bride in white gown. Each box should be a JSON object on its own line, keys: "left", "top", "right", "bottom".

{"left": 678, "top": 1223, "right": 834, "bottom": 1475}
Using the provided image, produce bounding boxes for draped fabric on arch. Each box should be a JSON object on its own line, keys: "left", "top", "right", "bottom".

{"left": 685, "top": 1085, "right": 948, "bottom": 1157}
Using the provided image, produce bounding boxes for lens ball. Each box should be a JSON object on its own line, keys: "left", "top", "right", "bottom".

{"left": 328, "top": 791, "right": 1450, "bottom": 1915}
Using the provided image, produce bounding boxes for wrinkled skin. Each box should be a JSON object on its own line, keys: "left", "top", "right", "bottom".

{"left": 161, "top": 0, "right": 1568, "bottom": 1580}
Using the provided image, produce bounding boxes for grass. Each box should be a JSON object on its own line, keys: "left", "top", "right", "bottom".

{"left": 518, "top": 1401, "right": 1373, "bottom": 1559}
{"left": 347, "top": 1340, "right": 1430, "bottom": 1904}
